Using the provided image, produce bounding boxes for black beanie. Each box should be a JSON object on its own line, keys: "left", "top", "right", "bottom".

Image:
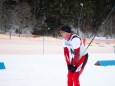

{"left": 60, "top": 25, "right": 71, "bottom": 33}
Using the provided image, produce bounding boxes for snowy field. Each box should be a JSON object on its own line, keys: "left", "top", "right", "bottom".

{"left": 0, "top": 34, "right": 115, "bottom": 86}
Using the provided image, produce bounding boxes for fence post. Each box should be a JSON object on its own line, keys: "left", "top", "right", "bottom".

{"left": 114, "top": 46, "right": 115, "bottom": 53}
{"left": 43, "top": 37, "right": 44, "bottom": 54}
{"left": 10, "top": 32, "right": 11, "bottom": 40}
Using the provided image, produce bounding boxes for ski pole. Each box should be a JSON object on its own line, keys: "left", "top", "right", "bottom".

{"left": 81, "top": 7, "right": 115, "bottom": 56}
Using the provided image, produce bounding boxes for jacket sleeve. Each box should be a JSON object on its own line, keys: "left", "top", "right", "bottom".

{"left": 64, "top": 47, "right": 70, "bottom": 65}
{"left": 71, "top": 38, "right": 81, "bottom": 65}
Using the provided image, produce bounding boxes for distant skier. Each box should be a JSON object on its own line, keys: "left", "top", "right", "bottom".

{"left": 59, "top": 25, "right": 88, "bottom": 86}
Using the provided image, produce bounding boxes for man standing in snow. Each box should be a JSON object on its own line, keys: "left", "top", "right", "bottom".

{"left": 59, "top": 25, "right": 88, "bottom": 86}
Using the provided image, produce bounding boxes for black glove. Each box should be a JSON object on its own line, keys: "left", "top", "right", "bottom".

{"left": 70, "top": 65, "right": 77, "bottom": 72}
{"left": 67, "top": 64, "right": 77, "bottom": 72}
{"left": 67, "top": 64, "right": 72, "bottom": 71}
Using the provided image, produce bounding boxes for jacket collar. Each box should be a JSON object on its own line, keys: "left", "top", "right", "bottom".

{"left": 67, "top": 33, "right": 72, "bottom": 41}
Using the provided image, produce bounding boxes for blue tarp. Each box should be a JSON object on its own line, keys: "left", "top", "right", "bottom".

{"left": 0, "top": 62, "right": 5, "bottom": 69}
{"left": 95, "top": 60, "right": 115, "bottom": 66}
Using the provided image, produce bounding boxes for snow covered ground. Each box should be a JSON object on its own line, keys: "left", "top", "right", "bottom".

{"left": 0, "top": 34, "right": 115, "bottom": 86}
{"left": 0, "top": 54, "right": 115, "bottom": 86}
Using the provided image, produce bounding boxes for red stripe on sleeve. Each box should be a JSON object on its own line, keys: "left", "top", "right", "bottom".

{"left": 64, "top": 47, "right": 70, "bottom": 65}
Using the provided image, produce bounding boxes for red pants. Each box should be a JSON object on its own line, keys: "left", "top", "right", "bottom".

{"left": 67, "top": 54, "right": 88, "bottom": 86}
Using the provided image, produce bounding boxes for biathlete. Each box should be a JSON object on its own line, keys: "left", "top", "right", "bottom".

{"left": 59, "top": 25, "right": 88, "bottom": 86}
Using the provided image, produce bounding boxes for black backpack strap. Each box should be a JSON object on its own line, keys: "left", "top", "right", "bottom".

{"left": 71, "top": 35, "right": 81, "bottom": 40}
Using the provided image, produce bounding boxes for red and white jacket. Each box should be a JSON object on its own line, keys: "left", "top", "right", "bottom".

{"left": 63, "top": 33, "right": 86, "bottom": 66}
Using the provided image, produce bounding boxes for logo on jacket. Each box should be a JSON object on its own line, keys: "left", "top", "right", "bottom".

{"left": 65, "top": 42, "right": 71, "bottom": 46}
